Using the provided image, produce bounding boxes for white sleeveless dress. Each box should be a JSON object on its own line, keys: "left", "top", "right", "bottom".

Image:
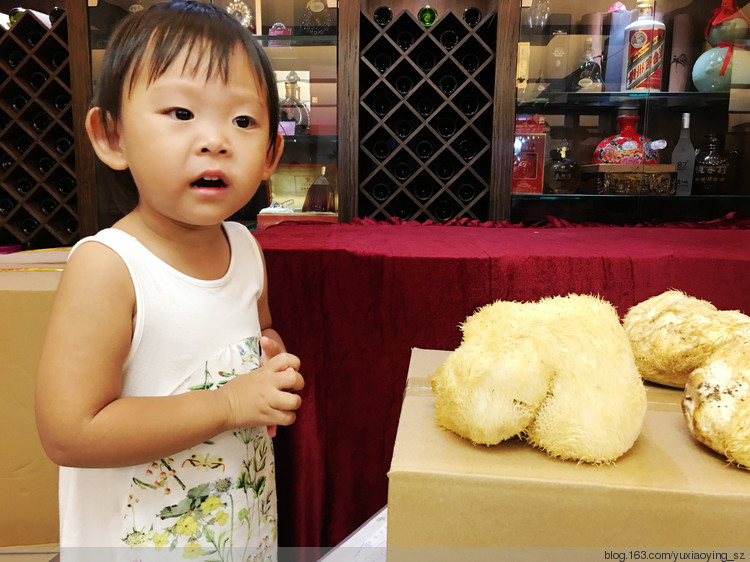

{"left": 57, "top": 222, "right": 277, "bottom": 561}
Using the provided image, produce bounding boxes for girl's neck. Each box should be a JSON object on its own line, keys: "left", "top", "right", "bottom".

{"left": 113, "top": 211, "right": 231, "bottom": 280}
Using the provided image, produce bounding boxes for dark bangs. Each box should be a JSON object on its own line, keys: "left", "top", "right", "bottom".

{"left": 94, "top": 1, "right": 279, "bottom": 157}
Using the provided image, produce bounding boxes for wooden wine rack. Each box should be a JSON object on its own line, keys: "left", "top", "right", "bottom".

{"left": 0, "top": 10, "right": 79, "bottom": 249}
{"left": 358, "top": 7, "right": 496, "bottom": 221}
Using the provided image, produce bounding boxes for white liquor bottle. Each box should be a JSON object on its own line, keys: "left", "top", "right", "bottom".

{"left": 671, "top": 112, "right": 695, "bottom": 196}
{"left": 622, "top": 0, "right": 665, "bottom": 91}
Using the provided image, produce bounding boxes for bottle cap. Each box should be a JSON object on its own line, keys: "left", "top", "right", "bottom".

{"left": 636, "top": 0, "right": 653, "bottom": 9}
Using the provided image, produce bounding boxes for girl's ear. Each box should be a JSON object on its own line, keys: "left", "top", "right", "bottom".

{"left": 261, "top": 132, "right": 285, "bottom": 180}
{"left": 85, "top": 107, "right": 128, "bottom": 171}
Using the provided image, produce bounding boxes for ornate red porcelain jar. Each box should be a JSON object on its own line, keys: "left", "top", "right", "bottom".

{"left": 592, "top": 114, "right": 660, "bottom": 164}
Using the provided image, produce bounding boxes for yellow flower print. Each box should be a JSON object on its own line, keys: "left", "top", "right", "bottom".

{"left": 151, "top": 531, "right": 169, "bottom": 549}
{"left": 175, "top": 514, "right": 198, "bottom": 536}
{"left": 215, "top": 510, "right": 228, "bottom": 526}
{"left": 200, "top": 495, "right": 222, "bottom": 513}
{"left": 182, "top": 542, "right": 206, "bottom": 559}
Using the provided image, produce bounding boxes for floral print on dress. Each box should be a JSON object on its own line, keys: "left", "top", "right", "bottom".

{"left": 120, "top": 337, "right": 277, "bottom": 561}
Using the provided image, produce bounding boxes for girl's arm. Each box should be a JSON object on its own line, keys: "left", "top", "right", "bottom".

{"left": 35, "top": 241, "right": 302, "bottom": 469}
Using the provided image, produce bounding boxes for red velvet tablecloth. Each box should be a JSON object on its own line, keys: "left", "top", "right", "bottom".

{"left": 253, "top": 218, "right": 750, "bottom": 548}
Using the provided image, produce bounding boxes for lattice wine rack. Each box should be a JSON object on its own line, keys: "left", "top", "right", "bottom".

{"left": 0, "top": 10, "right": 78, "bottom": 249}
{"left": 358, "top": 6, "right": 496, "bottom": 221}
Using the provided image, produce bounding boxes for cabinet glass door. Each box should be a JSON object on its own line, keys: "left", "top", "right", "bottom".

{"left": 513, "top": 0, "right": 750, "bottom": 224}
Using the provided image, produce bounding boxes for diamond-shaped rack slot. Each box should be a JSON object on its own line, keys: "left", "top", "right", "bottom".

{"left": 452, "top": 81, "right": 492, "bottom": 122}
{"left": 384, "top": 104, "right": 421, "bottom": 143}
{"left": 362, "top": 82, "right": 399, "bottom": 122}
{"left": 386, "top": 12, "right": 424, "bottom": 52}
{"left": 452, "top": 35, "right": 493, "bottom": 75}
{"left": 385, "top": 59, "right": 421, "bottom": 99}
{"left": 405, "top": 81, "right": 442, "bottom": 120}
{"left": 407, "top": 35, "right": 443, "bottom": 75}
{"left": 451, "top": 126, "right": 487, "bottom": 164}
{"left": 429, "top": 11, "right": 467, "bottom": 52}
{"left": 430, "top": 58, "right": 463, "bottom": 100}
{"left": 361, "top": 35, "right": 400, "bottom": 77}
{"left": 406, "top": 127, "right": 441, "bottom": 165}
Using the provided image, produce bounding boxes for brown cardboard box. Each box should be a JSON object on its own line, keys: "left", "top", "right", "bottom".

{"left": 0, "top": 253, "right": 65, "bottom": 547}
{"left": 387, "top": 348, "right": 750, "bottom": 556}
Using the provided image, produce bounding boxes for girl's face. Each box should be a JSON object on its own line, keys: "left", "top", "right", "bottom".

{"left": 114, "top": 45, "right": 282, "bottom": 230}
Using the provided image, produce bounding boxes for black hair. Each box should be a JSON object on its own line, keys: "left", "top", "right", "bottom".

{"left": 92, "top": 1, "right": 280, "bottom": 214}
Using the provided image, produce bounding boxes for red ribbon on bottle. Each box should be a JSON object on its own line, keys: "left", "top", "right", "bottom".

{"left": 717, "top": 41, "right": 748, "bottom": 75}
{"left": 705, "top": 0, "right": 750, "bottom": 38}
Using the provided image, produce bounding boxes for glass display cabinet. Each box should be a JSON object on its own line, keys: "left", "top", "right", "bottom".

{"left": 339, "top": 0, "right": 750, "bottom": 224}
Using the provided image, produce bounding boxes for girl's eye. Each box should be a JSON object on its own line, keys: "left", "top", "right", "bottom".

{"left": 233, "top": 116, "right": 254, "bottom": 128}
{"left": 170, "top": 108, "right": 193, "bottom": 120}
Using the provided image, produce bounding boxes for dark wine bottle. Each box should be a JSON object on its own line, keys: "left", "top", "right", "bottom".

{"left": 29, "top": 71, "right": 48, "bottom": 91}
{"left": 26, "top": 29, "right": 43, "bottom": 47}
{"left": 461, "top": 53, "right": 480, "bottom": 73}
{"left": 414, "top": 182, "right": 433, "bottom": 201}
{"left": 373, "top": 6, "right": 392, "bottom": 27}
{"left": 457, "top": 183, "right": 476, "bottom": 202}
{"left": 394, "top": 120, "right": 412, "bottom": 139}
{"left": 459, "top": 95, "right": 479, "bottom": 116}
{"left": 11, "top": 94, "right": 28, "bottom": 112}
{"left": 395, "top": 75, "right": 413, "bottom": 95}
{"left": 372, "top": 182, "right": 391, "bottom": 201}
{"left": 21, "top": 217, "right": 39, "bottom": 235}
{"left": 462, "top": 7, "right": 482, "bottom": 28}
{"left": 1, "top": 151, "right": 14, "bottom": 171}
{"left": 396, "top": 31, "right": 414, "bottom": 51}
{"left": 55, "top": 174, "right": 76, "bottom": 195}
{"left": 416, "top": 98, "right": 434, "bottom": 117}
{"left": 372, "top": 95, "right": 392, "bottom": 117}
{"left": 372, "top": 140, "right": 391, "bottom": 161}
{"left": 435, "top": 160, "right": 454, "bottom": 180}
{"left": 50, "top": 50, "right": 68, "bottom": 69}
{"left": 49, "top": 7, "right": 65, "bottom": 25}
{"left": 54, "top": 93, "right": 71, "bottom": 112}
{"left": 433, "top": 200, "right": 455, "bottom": 221}
{"left": 416, "top": 51, "right": 436, "bottom": 72}
{"left": 54, "top": 135, "right": 73, "bottom": 155}
{"left": 38, "top": 155, "right": 55, "bottom": 174}
{"left": 439, "top": 75, "right": 458, "bottom": 95}
{"left": 8, "top": 50, "right": 24, "bottom": 69}
{"left": 416, "top": 139, "right": 434, "bottom": 160}
{"left": 64, "top": 217, "right": 79, "bottom": 235}
{"left": 394, "top": 162, "right": 412, "bottom": 181}
{"left": 16, "top": 134, "right": 33, "bottom": 153}
{"left": 0, "top": 198, "right": 15, "bottom": 217}
{"left": 40, "top": 197, "right": 58, "bottom": 216}
{"left": 31, "top": 112, "right": 52, "bottom": 133}
{"left": 437, "top": 118, "right": 456, "bottom": 139}
{"left": 439, "top": 30, "right": 458, "bottom": 50}
{"left": 16, "top": 176, "right": 33, "bottom": 196}
{"left": 457, "top": 139, "right": 476, "bottom": 161}
{"left": 373, "top": 53, "right": 391, "bottom": 73}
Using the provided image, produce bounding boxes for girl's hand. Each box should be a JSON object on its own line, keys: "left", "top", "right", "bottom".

{"left": 221, "top": 352, "right": 304, "bottom": 435}
{"left": 260, "top": 335, "right": 286, "bottom": 437}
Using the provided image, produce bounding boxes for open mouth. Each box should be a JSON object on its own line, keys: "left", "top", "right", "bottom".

{"left": 191, "top": 176, "right": 227, "bottom": 188}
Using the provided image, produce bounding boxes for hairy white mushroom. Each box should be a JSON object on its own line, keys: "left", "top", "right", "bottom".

{"left": 682, "top": 340, "right": 750, "bottom": 468}
{"left": 431, "top": 294, "right": 647, "bottom": 463}
{"left": 623, "top": 290, "right": 750, "bottom": 388}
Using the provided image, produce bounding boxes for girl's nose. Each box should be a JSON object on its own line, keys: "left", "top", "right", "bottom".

{"left": 200, "top": 140, "right": 229, "bottom": 155}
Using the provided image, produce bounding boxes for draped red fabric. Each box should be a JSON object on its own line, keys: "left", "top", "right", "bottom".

{"left": 253, "top": 217, "right": 750, "bottom": 548}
